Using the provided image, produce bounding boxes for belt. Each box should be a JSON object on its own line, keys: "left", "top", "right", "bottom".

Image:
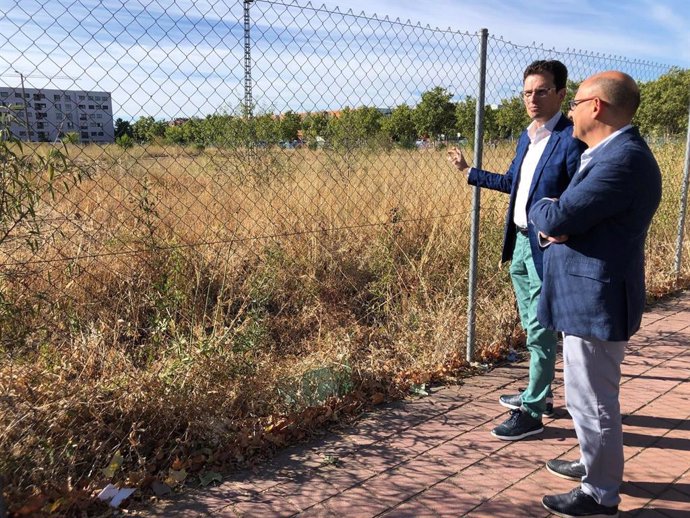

{"left": 516, "top": 225, "right": 528, "bottom": 236}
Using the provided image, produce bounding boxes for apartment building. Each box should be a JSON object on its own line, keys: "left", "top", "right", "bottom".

{"left": 0, "top": 87, "right": 114, "bottom": 143}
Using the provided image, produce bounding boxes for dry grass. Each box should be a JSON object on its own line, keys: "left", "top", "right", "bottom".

{"left": 0, "top": 139, "right": 687, "bottom": 515}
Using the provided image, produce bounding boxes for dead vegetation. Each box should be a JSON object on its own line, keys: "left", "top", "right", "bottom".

{"left": 0, "top": 140, "right": 687, "bottom": 515}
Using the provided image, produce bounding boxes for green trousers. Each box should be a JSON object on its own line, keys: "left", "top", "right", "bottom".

{"left": 509, "top": 233, "right": 557, "bottom": 419}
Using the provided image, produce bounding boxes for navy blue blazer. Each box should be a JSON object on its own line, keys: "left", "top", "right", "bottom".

{"left": 467, "top": 114, "right": 583, "bottom": 278}
{"left": 529, "top": 127, "right": 662, "bottom": 342}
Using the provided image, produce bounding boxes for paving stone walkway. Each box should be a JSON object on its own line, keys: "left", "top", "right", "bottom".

{"left": 143, "top": 292, "right": 690, "bottom": 517}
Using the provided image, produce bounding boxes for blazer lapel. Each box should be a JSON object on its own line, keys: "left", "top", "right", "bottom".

{"left": 572, "top": 128, "right": 638, "bottom": 186}
{"left": 526, "top": 125, "right": 562, "bottom": 201}
{"left": 509, "top": 132, "right": 531, "bottom": 198}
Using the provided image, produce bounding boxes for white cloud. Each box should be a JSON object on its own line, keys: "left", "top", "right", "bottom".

{"left": 1, "top": 0, "right": 684, "bottom": 121}
{"left": 317, "top": 0, "right": 689, "bottom": 66}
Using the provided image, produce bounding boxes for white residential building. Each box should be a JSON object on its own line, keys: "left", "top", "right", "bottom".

{"left": 0, "top": 87, "right": 114, "bottom": 143}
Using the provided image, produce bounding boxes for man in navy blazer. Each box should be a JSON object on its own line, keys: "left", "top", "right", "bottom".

{"left": 530, "top": 71, "right": 661, "bottom": 517}
{"left": 449, "top": 60, "right": 584, "bottom": 440}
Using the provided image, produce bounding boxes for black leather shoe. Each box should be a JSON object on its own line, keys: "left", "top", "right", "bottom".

{"left": 491, "top": 408, "right": 543, "bottom": 441}
{"left": 547, "top": 459, "right": 586, "bottom": 481}
{"left": 500, "top": 392, "right": 555, "bottom": 417}
{"left": 498, "top": 393, "right": 522, "bottom": 410}
{"left": 542, "top": 487, "right": 619, "bottom": 517}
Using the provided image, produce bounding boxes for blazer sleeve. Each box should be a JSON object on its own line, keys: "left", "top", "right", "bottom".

{"left": 529, "top": 156, "right": 632, "bottom": 238}
{"left": 467, "top": 133, "right": 527, "bottom": 194}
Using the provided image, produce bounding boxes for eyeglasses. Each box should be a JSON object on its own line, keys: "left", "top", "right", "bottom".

{"left": 568, "top": 97, "right": 598, "bottom": 111}
{"left": 521, "top": 87, "right": 555, "bottom": 99}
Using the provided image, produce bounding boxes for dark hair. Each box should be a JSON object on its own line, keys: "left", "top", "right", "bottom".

{"left": 523, "top": 60, "right": 568, "bottom": 91}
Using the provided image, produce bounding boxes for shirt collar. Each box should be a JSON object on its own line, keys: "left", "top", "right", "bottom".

{"left": 526, "top": 111, "right": 561, "bottom": 143}
{"left": 581, "top": 124, "right": 633, "bottom": 160}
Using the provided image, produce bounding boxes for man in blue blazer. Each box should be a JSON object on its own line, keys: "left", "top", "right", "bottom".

{"left": 530, "top": 71, "right": 662, "bottom": 517}
{"left": 449, "top": 60, "right": 584, "bottom": 440}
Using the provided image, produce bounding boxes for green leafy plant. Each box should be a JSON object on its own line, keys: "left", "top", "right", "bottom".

{"left": 0, "top": 124, "right": 87, "bottom": 251}
{"left": 116, "top": 133, "right": 134, "bottom": 149}
{"left": 0, "top": 117, "right": 88, "bottom": 353}
{"left": 62, "top": 132, "right": 80, "bottom": 145}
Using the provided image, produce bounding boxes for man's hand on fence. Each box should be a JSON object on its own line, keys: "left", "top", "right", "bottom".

{"left": 447, "top": 146, "right": 469, "bottom": 173}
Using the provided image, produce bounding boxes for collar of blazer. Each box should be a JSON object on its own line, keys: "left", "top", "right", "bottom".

{"left": 575, "top": 126, "right": 639, "bottom": 179}
{"left": 552, "top": 112, "right": 574, "bottom": 133}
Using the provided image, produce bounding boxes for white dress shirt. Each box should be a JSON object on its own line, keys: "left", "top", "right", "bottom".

{"left": 513, "top": 111, "right": 562, "bottom": 229}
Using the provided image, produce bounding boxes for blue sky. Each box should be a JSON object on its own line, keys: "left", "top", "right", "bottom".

{"left": 334, "top": 0, "right": 690, "bottom": 67}
{"left": 0, "top": 0, "right": 686, "bottom": 121}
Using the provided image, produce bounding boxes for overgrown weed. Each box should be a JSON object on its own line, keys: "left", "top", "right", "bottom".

{"left": 0, "top": 140, "right": 686, "bottom": 514}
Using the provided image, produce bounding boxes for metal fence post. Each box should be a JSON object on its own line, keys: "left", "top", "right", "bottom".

{"left": 674, "top": 99, "right": 690, "bottom": 282}
{"left": 466, "top": 28, "right": 488, "bottom": 363}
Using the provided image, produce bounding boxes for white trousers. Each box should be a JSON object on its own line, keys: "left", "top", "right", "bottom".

{"left": 563, "top": 334, "right": 626, "bottom": 507}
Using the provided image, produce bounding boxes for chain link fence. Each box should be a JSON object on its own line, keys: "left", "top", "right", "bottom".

{"left": 0, "top": 0, "right": 688, "bottom": 508}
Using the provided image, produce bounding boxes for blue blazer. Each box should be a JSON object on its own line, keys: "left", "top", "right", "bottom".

{"left": 529, "top": 127, "right": 662, "bottom": 342}
{"left": 467, "top": 114, "right": 584, "bottom": 278}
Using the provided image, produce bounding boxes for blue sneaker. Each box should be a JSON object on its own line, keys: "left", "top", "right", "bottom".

{"left": 499, "top": 393, "right": 555, "bottom": 417}
{"left": 491, "top": 408, "right": 543, "bottom": 441}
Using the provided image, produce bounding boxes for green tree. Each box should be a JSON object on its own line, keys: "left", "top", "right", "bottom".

{"left": 455, "top": 96, "right": 476, "bottom": 142}
{"left": 215, "top": 113, "right": 278, "bottom": 148}
{"left": 328, "top": 107, "right": 383, "bottom": 149}
{"left": 381, "top": 104, "right": 416, "bottom": 147}
{"left": 252, "top": 114, "right": 279, "bottom": 145}
{"left": 635, "top": 68, "right": 690, "bottom": 136}
{"left": 483, "top": 104, "right": 499, "bottom": 141}
{"left": 132, "top": 116, "right": 166, "bottom": 143}
{"left": 455, "top": 97, "right": 500, "bottom": 142}
{"left": 302, "top": 112, "right": 331, "bottom": 147}
{"left": 164, "top": 124, "right": 186, "bottom": 145}
{"left": 180, "top": 118, "right": 204, "bottom": 146}
{"left": 114, "top": 118, "right": 133, "bottom": 139}
{"left": 564, "top": 79, "right": 580, "bottom": 114}
{"left": 494, "top": 96, "right": 530, "bottom": 139}
{"left": 413, "top": 87, "right": 457, "bottom": 140}
{"left": 198, "top": 114, "right": 235, "bottom": 147}
{"left": 279, "top": 111, "right": 302, "bottom": 142}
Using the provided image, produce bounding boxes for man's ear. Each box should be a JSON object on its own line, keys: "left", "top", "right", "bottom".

{"left": 592, "top": 97, "right": 606, "bottom": 118}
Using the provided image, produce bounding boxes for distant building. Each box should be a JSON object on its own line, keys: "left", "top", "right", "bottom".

{"left": 0, "top": 86, "right": 114, "bottom": 143}
{"left": 168, "top": 117, "right": 189, "bottom": 126}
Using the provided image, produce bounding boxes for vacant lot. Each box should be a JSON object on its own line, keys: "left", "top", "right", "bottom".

{"left": 1, "top": 139, "right": 687, "bottom": 513}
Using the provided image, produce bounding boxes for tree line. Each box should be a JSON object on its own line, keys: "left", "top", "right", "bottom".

{"left": 114, "top": 68, "right": 689, "bottom": 149}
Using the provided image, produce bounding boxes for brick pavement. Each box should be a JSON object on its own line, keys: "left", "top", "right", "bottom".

{"left": 142, "top": 292, "right": 690, "bottom": 517}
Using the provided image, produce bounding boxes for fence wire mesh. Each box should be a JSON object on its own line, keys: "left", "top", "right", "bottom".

{"left": 0, "top": 0, "right": 688, "bottom": 507}
{"left": 475, "top": 36, "right": 683, "bottom": 343}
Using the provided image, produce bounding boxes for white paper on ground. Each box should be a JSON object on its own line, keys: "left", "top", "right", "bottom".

{"left": 109, "top": 487, "right": 136, "bottom": 507}
{"left": 96, "top": 484, "right": 136, "bottom": 508}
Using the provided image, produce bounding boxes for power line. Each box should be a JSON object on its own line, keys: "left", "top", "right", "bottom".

{"left": 1, "top": 72, "right": 74, "bottom": 81}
